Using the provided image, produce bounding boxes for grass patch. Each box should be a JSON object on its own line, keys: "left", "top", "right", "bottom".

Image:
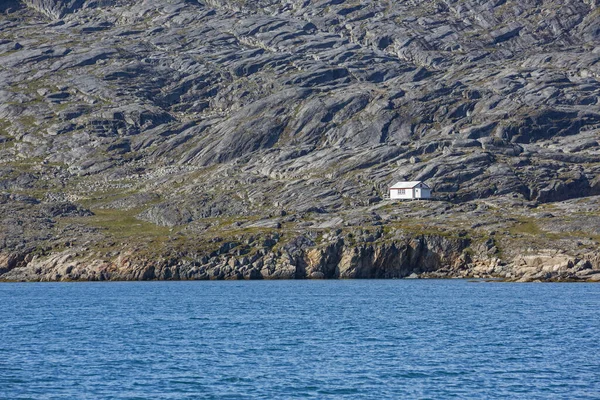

{"left": 510, "top": 220, "right": 541, "bottom": 235}
{"left": 16, "top": 115, "right": 38, "bottom": 129}
{"left": 73, "top": 207, "right": 171, "bottom": 241}
{"left": 77, "top": 186, "right": 150, "bottom": 208}
{"left": 384, "top": 221, "right": 468, "bottom": 240}
{"left": 508, "top": 218, "right": 574, "bottom": 242}
{"left": 0, "top": 118, "right": 10, "bottom": 135}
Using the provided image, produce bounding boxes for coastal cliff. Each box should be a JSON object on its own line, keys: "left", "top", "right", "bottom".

{"left": 3, "top": 226, "right": 600, "bottom": 282}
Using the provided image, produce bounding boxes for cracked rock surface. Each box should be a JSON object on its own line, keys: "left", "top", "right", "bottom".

{"left": 3, "top": 0, "right": 600, "bottom": 281}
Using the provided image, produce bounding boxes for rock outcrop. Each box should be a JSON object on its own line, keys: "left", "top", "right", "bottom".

{"left": 3, "top": 226, "right": 600, "bottom": 282}
{"left": 2, "top": 0, "right": 600, "bottom": 281}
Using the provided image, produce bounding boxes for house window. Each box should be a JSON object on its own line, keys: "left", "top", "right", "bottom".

{"left": 398, "top": 189, "right": 405, "bottom": 194}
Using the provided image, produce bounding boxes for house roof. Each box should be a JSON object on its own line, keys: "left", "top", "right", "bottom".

{"left": 389, "top": 181, "right": 430, "bottom": 189}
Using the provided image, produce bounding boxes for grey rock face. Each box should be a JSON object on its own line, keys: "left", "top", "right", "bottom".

{"left": 39, "top": 202, "right": 93, "bottom": 218}
{"left": 21, "top": 0, "right": 85, "bottom": 19}
{"left": 2, "top": 0, "right": 600, "bottom": 280}
{"left": 4, "top": 0, "right": 600, "bottom": 203}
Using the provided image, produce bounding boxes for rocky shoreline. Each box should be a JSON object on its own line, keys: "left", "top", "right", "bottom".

{"left": 3, "top": 228, "right": 600, "bottom": 282}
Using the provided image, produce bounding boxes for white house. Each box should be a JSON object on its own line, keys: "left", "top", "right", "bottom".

{"left": 389, "top": 181, "right": 432, "bottom": 200}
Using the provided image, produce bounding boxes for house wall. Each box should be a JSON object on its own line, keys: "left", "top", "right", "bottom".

{"left": 389, "top": 188, "right": 415, "bottom": 199}
{"left": 389, "top": 187, "right": 432, "bottom": 199}
{"left": 416, "top": 188, "right": 431, "bottom": 198}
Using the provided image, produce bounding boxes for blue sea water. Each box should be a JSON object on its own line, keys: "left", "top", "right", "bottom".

{"left": 1, "top": 280, "right": 599, "bottom": 399}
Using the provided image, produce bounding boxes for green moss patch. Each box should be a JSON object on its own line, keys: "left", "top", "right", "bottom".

{"left": 76, "top": 208, "right": 171, "bottom": 240}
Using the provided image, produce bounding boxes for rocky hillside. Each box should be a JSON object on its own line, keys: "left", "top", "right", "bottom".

{"left": 3, "top": 0, "right": 600, "bottom": 281}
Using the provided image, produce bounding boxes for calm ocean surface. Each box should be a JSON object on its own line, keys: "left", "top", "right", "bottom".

{"left": 1, "top": 280, "right": 599, "bottom": 399}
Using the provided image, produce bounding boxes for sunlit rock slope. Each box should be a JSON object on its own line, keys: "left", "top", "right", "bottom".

{"left": 3, "top": 0, "right": 600, "bottom": 281}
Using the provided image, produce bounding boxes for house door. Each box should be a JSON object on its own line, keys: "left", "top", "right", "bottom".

{"left": 415, "top": 188, "right": 420, "bottom": 198}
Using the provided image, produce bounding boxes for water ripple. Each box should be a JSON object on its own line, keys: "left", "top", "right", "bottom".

{"left": 1, "top": 280, "right": 599, "bottom": 399}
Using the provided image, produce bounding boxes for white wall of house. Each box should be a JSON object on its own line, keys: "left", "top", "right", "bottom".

{"left": 389, "top": 182, "right": 432, "bottom": 200}
{"left": 390, "top": 188, "right": 415, "bottom": 199}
